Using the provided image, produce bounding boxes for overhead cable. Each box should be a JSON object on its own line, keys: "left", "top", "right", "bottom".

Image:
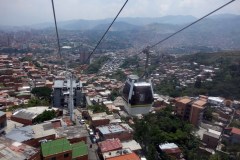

{"left": 137, "top": 0, "right": 235, "bottom": 55}
{"left": 51, "top": 0, "right": 63, "bottom": 65}
{"left": 80, "top": 0, "right": 129, "bottom": 70}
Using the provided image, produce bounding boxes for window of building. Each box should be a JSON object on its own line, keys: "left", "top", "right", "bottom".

{"left": 51, "top": 157, "right": 56, "bottom": 160}
{"left": 64, "top": 153, "right": 69, "bottom": 158}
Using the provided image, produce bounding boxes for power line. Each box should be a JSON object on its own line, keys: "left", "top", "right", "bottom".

{"left": 79, "top": 0, "right": 129, "bottom": 70}
{"left": 51, "top": 0, "right": 62, "bottom": 65}
{"left": 137, "top": 0, "right": 235, "bottom": 55}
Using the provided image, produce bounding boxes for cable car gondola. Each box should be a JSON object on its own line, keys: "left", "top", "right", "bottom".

{"left": 122, "top": 46, "right": 154, "bottom": 115}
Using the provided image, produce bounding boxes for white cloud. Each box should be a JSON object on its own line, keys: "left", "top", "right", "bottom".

{"left": 0, "top": 0, "right": 239, "bottom": 26}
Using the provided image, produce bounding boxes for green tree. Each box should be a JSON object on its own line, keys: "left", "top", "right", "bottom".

{"left": 88, "top": 104, "right": 112, "bottom": 115}
{"left": 147, "top": 144, "right": 156, "bottom": 160}
{"left": 31, "top": 87, "right": 52, "bottom": 101}
{"left": 33, "top": 110, "right": 58, "bottom": 123}
{"left": 203, "top": 107, "right": 213, "bottom": 121}
{"left": 195, "top": 76, "right": 202, "bottom": 88}
{"left": 110, "top": 90, "right": 121, "bottom": 100}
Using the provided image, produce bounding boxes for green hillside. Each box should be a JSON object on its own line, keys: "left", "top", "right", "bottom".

{"left": 178, "top": 50, "right": 240, "bottom": 65}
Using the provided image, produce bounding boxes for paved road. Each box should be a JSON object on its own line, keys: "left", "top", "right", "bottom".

{"left": 86, "top": 137, "right": 99, "bottom": 160}
{"left": 62, "top": 108, "right": 100, "bottom": 160}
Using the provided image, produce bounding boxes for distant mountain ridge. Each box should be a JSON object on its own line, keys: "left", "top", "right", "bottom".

{"left": 91, "top": 21, "right": 138, "bottom": 31}
{"left": 0, "top": 14, "right": 239, "bottom": 31}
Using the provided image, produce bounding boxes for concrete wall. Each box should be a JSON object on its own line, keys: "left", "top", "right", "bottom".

{"left": 23, "top": 134, "right": 55, "bottom": 148}
{"left": 103, "top": 132, "right": 133, "bottom": 142}
{"left": 91, "top": 119, "right": 109, "bottom": 128}
{"left": 68, "top": 137, "right": 87, "bottom": 144}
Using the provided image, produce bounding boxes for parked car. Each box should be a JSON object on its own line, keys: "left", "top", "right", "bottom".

{"left": 85, "top": 124, "right": 90, "bottom": 130}
{"left": 80, "top": 119, "right": 85, "bottom": 124}
{"left": 89, "top": 129, "right": 94, "bottom": 135}
{"left": 91, "top": 136, "right": 96, "bottom": 143}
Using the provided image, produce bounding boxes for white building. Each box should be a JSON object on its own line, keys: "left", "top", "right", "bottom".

{"left": 208, "top": 97, "right": 224, "bottom": 106}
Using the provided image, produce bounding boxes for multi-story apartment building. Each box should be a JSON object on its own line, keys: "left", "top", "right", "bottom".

{"left": 0, "top": 111, "right": 7, "bottom": 133}
{"left": 53, "top": 79, "right": 82, "bottom": 108}
{"left": 174, "top": 97, "right": 207, "bottom": 126}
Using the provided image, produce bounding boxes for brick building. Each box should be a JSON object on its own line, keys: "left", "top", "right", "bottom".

{"left": 202, "top": 129, "right": 221, "bottom": 148}
{"left": 222, "top": 127, "right": 240, "bottom": 145}
{"left": 89, "top": 112, "right": 121, "bottom": 128}
{"left": 41, "top": 138, "right": 88, "bottom": 160}
{"left": 174, "top": 97, "right": 207, "bottom": 126}
{"left": 96, "top": 123, "right": 133, "bottom": 142}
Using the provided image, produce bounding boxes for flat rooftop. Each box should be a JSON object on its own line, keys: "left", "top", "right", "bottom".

{"left": 179, "top": 98, "right": 191, "bottom": 104}
{"left": 193, "top": 100, "right": 207, "bottom": 107}
{"left": 55, "top": 125, "right": 88, "bottom": 139}
{"left": 121, "top": 140, "right": 141, "bottom": 151}
{"left": 97, "top": 123, "right": 133, "bottom": 135}
{"left": 31, "top": 121, "right": 56, "bottom": 139}
{"left": 204, "top": 129, "right": 221, "bottom": 139}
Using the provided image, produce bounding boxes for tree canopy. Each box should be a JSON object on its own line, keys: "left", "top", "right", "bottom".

{"left": 33, "top": 109, "right": 58, "bottom": 123}
{"left": 31, "top": 86, "right": 52, "bottom": 100}
{"left": 132, "top": 105, "right": 200, "bottom": 159}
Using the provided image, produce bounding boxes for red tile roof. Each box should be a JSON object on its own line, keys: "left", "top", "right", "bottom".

{"left": 98, "top": 138, "right": 122, "bottom": 153}
{"left": 225, "top": 127, "right": 240, "bottom": 135}
{"left": 231, "top": 127, "right": 240, "bottom": 135}
{"left": 106, "top": 153, "right": 140, "bottom": 160}
{"left": 235, "top": 110, "right": 240, "bottom": 115}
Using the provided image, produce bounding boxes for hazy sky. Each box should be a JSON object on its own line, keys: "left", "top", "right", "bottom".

{"left": 0, "top": 0, "right": 239, "bottom": 26}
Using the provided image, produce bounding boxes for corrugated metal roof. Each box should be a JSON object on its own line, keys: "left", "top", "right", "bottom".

{"left": 11, "top": 111, "right": 36, "bottom": 120}
{"left": 0, "top": 111, "right": 6, "bottom": 117}
{"left": 98, "top": 138, "right": 122, "bottom": 153}
{"left": 6, "top": 126, "right": 34, "bottom": 142}
{"left": 159, "top": 143, "right": 178, "bottom": 150}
